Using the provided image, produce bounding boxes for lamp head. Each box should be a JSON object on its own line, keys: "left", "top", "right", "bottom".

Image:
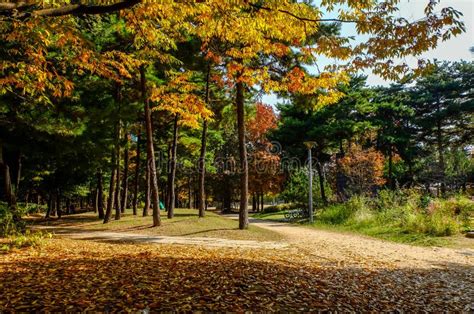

{"left": 304, "top": 141, "right": 316, "bottom": 149}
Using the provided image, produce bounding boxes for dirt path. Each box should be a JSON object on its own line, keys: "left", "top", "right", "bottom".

{"left": 223, "top": 215, "right": 474, "bottom": 269}
{"left": 32, "top": 225, "right": 287, "bottom": 249}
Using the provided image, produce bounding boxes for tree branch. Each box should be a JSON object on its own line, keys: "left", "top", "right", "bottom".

{"left": 246, "top": 2, "right": 357, "bottom": 24}
{"left": 0, "top": 0, "right": 141, "bottom": 18}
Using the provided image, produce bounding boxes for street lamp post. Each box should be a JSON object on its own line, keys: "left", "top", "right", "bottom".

{"left": 304, "top": 141, "right": 316, "bottom": 223}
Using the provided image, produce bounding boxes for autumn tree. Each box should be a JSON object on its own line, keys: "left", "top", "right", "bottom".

{"left": 247, "top": 103, "right": 282, "bottom": 211}
{"left": 339, "top": 144, "right": 386, "bottom": 195}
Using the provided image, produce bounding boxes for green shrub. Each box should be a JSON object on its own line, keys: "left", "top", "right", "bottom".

{"left": 374, "top": 189, "right": 405, "bottom": 211}
{"left": 314, "top": 191, "right": 473, "bottom": 240}
{"left": 318, "top": 204, "right": 353, "bottom": 225}
{"left": 23, "top": 203, "right": 48, "bottom": 215}
{"left": 263, "top": 203, "right": 300, "bottom": 214}
{"left": 425, "top": 212, "right": 460, "bottom": 236}
{"left": 0, "top": 203, "right": 26, "bottom": 237}
{"left": 1, "top": 230, "right": 52, "bottom": 253}
{"left": 347, "top": 195, "right": 371, "bottom": 212}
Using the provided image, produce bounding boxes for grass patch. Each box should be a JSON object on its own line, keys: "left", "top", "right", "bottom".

{"left": 27, "top": 209, "right": 283, "bottom": 242}
{"left": 252, "top": 211, "right": 288, "bottom": 221}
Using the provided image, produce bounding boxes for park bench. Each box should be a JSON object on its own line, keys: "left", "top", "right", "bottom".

{"left": 284, "top": 208, "right": 309, "bottom": 221}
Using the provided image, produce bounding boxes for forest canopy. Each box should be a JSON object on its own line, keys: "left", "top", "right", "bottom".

{"left": 0, "top": 0, "right": 471, "bottom": 232}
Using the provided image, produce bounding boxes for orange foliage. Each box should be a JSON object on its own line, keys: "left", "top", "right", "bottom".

{"left": 339, "top": 144, "right": 386, "bottom": 194}
{"left": 247, "top": 103, "right": 282, "bottom": 195}
{"left": 247, "top": 103, "right": 278, "bottom": 143}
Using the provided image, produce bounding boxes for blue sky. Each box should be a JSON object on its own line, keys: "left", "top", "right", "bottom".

{"left": 262, "top": 0, "right": 474, "bottom": 105}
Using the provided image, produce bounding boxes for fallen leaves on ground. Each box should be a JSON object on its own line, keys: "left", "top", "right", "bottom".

{"left": 0, "top": 238, "right": 472, "bottom": 312}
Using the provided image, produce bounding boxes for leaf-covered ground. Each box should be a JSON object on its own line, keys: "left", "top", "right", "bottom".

{"left": 0, "top": 237, "right": 473, "bottom": 312}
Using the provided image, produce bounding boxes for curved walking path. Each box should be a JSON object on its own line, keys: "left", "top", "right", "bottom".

{"left": 32, "top": 225, "right": 287, "bottom": 249}
{"left": 223, "top": 215, "right": 474, "bottom": 269}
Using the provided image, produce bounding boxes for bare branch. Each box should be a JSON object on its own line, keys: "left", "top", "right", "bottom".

{"left": 0, "top": 0, "right": 141, "bottom": 18}
{"left": 246, "top": 2, "right": 357, "bottom": 24}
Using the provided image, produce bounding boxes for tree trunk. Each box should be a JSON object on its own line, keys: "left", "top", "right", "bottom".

{"left": 198, "top": 64, "right": 211, "bottom": 218}
{"left": 167, "top": 114, "right": 179, "bottom": 219}
{"left": 15, "top": 152, "right": 21, "bottom": 197}
{"left": 436, "top": 101, "right": 446, "bottom": 196}
{"left": 260, "top": 193, "right": 264, "bottom": 212}
{"left": 51, "top": 192, "right": 57, "bottom": 217}
{"left": 198, "top": 119, "right": 207, "bottom": 218}
{"left": 0, "top": 145, "right": 17, "bottom": 218}
{"left": 97, "top": 171, "right": 105, "bottom": 219}
{"left": 114, "top": 135, "right": 121, "bottom": 220}
{"left": 66, "top": 198, "right": 71, "bottom": 215}
{"left": 143, "top": 161, "right": 150, "bottom": 217}
{"left": 388, "top": 144, "right": 394, "bottom": 190}
{"left": 56, "top": 190, "right": 62, "bottom": 219}
{"left": 316, "top": 161, "right": 328, "bottom": 206}
{"left": 103, "top": 151, "right": 117, "bottom": 223}
{"left": 223, "top": 183, "right": 231, "bottom": 213}
{"left": 121, "top": 134, "right": 130, "bottom": 213}
{"left": 166, "top": 142, "right": 171, "bottom": 211}
{"left": 188, "top": 177, "right": 192, "bottom": 209}
{"left": 45, "top": 194, "right": 53, "bottom": 218}
{"left": 236, "top": 81, "right": 249, "bottom": 229}
{"left": 141, "top": 65, "right": 161, "bottom": 226}
{"left": 94, "top": 188, "right": 99, "bottom": 213}
{"left": 336, "top": 140, "right": 346, "bottom": 202}
{"left": 132, "top": 127, "right": 141, "bottom": 215}
{"left": 252, "top": 193, "right": 256, "bottom": 212}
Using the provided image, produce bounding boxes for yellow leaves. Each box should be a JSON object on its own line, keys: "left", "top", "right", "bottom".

{"left": 150, "top": 71, "right": 212, "bottom": 129}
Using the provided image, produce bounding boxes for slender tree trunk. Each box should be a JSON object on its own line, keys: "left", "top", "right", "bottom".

{"left": 257, "top": 192, "right": 260, "bottom": 212}
{"left": 132, "top": 127, "right": 141, "bottom": 215}
{"left": 0, "top": 145, "right": 17, "bottom": 218}
{"left": 260, "top": 193, "right": 264, "bottom": 212}
{"left": 114, "top": 126, "right": 121, "bottom": 220}
{"left": 188, "top": 177, "right": 192, "bottom": 209}
{"left": 97, "top": 171, "right": 105, "bottom": 219}
{"left": 198, "top": 64, "right": 211, "bottom": 218}
{"left": 66, "top": 198, "right": 71, "bottom": 215}
{"left": 436, "top": 101, "right": 446, "bottom": 196}
{"left": 56, "top": 190, "right": 62, "bottom": 219}
{"left": 51, "top": 192, "right": 56, "bottom": 217}
{"left": 143, "top": 162, "right": 150, "bottom": 217}
{"left": 316, "top": 161, "right": 328, "bottom": 206}
{"left": 166, "top": 142, "right": 171, "bottom": 211}
{"left": 94, "top": 188, "right": 99, "bottom": 213}
{"left": 15, "top": 152, "right": 21, "bottom": 197}
{"left": 121, "top": 134, "right": 130, "bottom": 213}
{"left": 198, "top": 118, "right": 208, "bottom": 216}
{"left": 236, "top": 81, "right": 249, "bottom": 229}
{"left": 46, "top": 194, "right": 52, "bottom": 218}
{"left": 3, "top": 162, "right": 15, "bottom": 208}
{"left": 223, "top": 181, "right": 231, "bottom": 213}
{"left": 252, "top": 193, "right": 256, "bottom": 212}
{"left": 103, "top": 150, "right": 117, "bottom": 223}
{"left": 168, "top": 114, "right": 179, "bottom": 219}
{"left": 141, "top": 65, "right": 161, "bottom": 226}
{"left": 388, "top": 144, "right": 394, "bottom": 190}
{"left": 336, "top": 140, "right": 346, "bottom": 202}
